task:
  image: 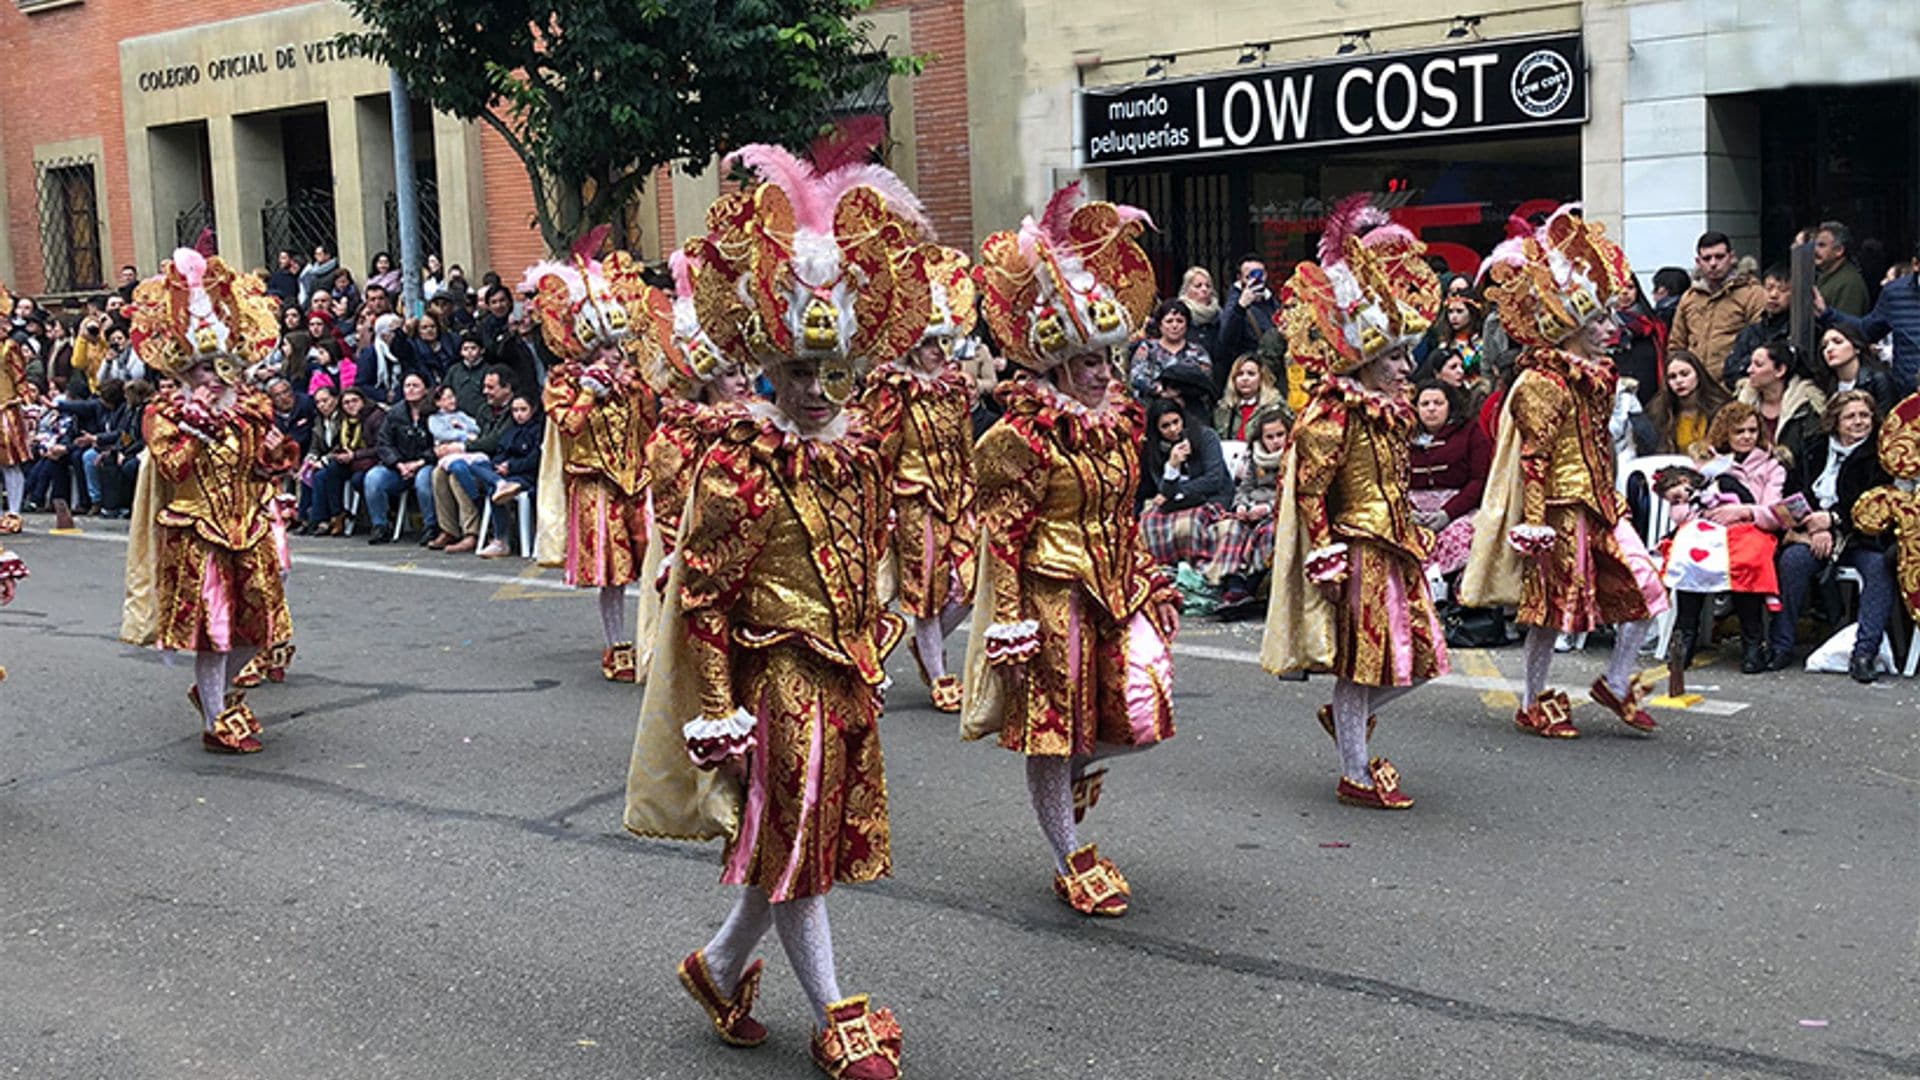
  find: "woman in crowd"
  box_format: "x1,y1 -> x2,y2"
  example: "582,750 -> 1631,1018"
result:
363,371 -> 437,544
1203,405 -> 1289,607
367,252 -> 402,297
424,383 -> 484,553
1614,272 -> 1668,404
1736,338 -> 1827,461
1646,349 -> 1733,453
330,267 -> 361,315
1417,344 -> 1490,419
1213,353 -> 1284,441
1409,380 -> 1492,578
294,386 -> 342,533
304,386 -> 383,535
1177,266 -> 1222,369
355,313 -> 409,404
410,312 -> 457,385
1768,391 -> 1893,682
421,253 -> 445,300
1127,299 -> 1211,398
1815,325 -> 1898,411
1138,397 -> 1234,567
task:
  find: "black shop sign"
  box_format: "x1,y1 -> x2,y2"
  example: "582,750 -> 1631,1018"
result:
1081,32 -> 1585,167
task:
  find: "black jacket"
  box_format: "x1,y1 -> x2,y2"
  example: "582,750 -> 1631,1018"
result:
1724,308 -> 1790,386
1143,423 -> 1234,512
493,416 -> 544,482
275,393 -> 318,455
1215,285 -> 1282,395
1783,435 -> 1890,550
375,401 -> 435,467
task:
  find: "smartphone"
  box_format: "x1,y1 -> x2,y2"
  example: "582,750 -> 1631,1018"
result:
1780,492 -> 1813,522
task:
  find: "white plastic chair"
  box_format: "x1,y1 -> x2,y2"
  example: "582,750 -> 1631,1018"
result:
476,489 -> 534,558
1832,567 -> 1919,676
343,485 -> 408,540
1219,438 -> 1250,483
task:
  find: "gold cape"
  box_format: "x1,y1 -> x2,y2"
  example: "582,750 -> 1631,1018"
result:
622,480 -> 743,843
1456,392 -> 1528,609
533,422 -> 568,568
119,453 -> 161,646
957,545 -> 1007,741
1257,441 -> 1335,675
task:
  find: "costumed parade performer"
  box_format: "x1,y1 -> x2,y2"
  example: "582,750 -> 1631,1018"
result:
623,144 -> 928,1080
862,243 -> 979,713
120,249 -> 298,753
0,283 -> 29,533
1259,195 -> 1448,809
233,474 -> 300,688
1459,207 -> 1669,737
963,182 -> 1179,918
527,230 -> 668,683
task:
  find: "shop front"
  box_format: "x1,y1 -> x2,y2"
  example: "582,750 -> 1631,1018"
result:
1077,33 -> 1588,292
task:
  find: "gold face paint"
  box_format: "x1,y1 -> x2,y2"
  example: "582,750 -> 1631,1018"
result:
819,354 -> 856,404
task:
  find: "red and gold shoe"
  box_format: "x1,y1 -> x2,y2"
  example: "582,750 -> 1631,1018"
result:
676,949 -> 768,1048
810,995 -> 902,1080
1071,768 -> 1106,824
1315,705 -> 1378,744
1053,842 -> 1130,917
1589,674 -> 1658,733
231,651 -> 268,689
1513,689 -> 1579,739
601,642 -> 637,683
0,512 -> 21,535
266,642 -> 295,684
203,702 -> 263,754
928,674 -> 962,714
1336,757 -> 1415,809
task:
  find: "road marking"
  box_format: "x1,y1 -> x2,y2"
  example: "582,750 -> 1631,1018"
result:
60,528 -> 1748,712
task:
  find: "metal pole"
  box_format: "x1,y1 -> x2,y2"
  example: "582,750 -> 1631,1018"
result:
389,68 -> 423,318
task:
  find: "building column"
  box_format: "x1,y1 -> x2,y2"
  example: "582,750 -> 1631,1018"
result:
434,109 -> 485,274
328,95 -> 369,284
355,95 -> 397,264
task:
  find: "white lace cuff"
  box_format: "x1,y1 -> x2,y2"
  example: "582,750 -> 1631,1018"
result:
1507,524 -> 1557,554
1305,543 -> 1350,584
682,708 -> 756,769
983,620 -> 1041,665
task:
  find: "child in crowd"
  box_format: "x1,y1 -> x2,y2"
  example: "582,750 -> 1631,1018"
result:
1205,406 -> 1289,609
479,395 -> 543,559
428,383 -> 484,465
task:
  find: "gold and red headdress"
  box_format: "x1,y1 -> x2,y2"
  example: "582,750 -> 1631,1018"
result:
901,244 -> 976,351
1280,195 -> 1441,378
1479,204 -> 1631,349
974,182 -> 1154,374
693,144 -> 931,403
637,242 -> 743,396
126,248 -> 279,384
519,226 -> 671,366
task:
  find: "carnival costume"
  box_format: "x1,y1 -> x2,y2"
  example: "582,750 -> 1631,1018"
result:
1460,208 -> 1669,737
120,249 -> 297,754
962,182 -> 1178,917
0,283 -> 30,533
1259,195 -> 1448,809
526,229 -> 670,683
861,244 -> 979,713
1854,392 -> 1920,636
0,543 -> 24,681
623,144 -> 927,1080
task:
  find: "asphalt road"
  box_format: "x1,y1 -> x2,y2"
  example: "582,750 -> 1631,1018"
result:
2,522 -> 1917,1080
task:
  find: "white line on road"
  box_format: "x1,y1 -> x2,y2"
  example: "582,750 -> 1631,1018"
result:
57,528 -> 1749,713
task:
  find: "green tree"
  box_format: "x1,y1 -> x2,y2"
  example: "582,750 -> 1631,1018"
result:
342,0 -> 916,254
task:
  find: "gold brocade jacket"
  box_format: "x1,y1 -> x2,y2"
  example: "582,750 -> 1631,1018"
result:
677,409 -> 902,720
1290,378 -> 1431,564
145,389 -> 299,552
861,362 -> 976,520
646,396 -> 749,555
541,361 -> 652,497
974,381 -> 1162,624
1508,348 -> 1624,527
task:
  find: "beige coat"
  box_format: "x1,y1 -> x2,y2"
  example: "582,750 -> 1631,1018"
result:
1670,273 -> 1766,385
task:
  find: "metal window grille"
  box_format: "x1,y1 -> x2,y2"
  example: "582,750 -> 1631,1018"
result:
174,201 -> 217,252
261,189 -> 337,269
1110,169 -> 1239,297
35,157 -> 104,292
383,178 -> 442,265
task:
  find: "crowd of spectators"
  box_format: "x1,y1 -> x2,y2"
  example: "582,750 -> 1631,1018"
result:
4,215 -> 1916,679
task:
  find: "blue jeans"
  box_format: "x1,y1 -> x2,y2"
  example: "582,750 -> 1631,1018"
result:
1771,541 -> 1893,659
364,463 -> 437,532
307,461 -> 362,523
446,456 -> 500,504
81,447 -> 105,505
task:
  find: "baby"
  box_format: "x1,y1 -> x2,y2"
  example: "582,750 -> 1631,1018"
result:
428,384 -> 488,467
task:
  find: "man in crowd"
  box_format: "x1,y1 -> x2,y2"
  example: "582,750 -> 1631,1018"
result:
431,365 -> 517,554
267,250 -> 301,309
1819,240 -> 1920,393
299,244 -> 339,308
1216,254 -> 1281,392
445,332 -> 492,417
1813,221 -> 1870,317
1669,231 -> 1765,384
1724,263 -> 1793,385
268,377 -> 316,457
478,284 -> 545,400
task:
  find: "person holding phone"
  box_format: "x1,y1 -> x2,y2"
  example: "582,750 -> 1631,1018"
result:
1216,255 -> 1280,395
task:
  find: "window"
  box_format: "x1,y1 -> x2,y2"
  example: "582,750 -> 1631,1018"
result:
37,159 -> 104,292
